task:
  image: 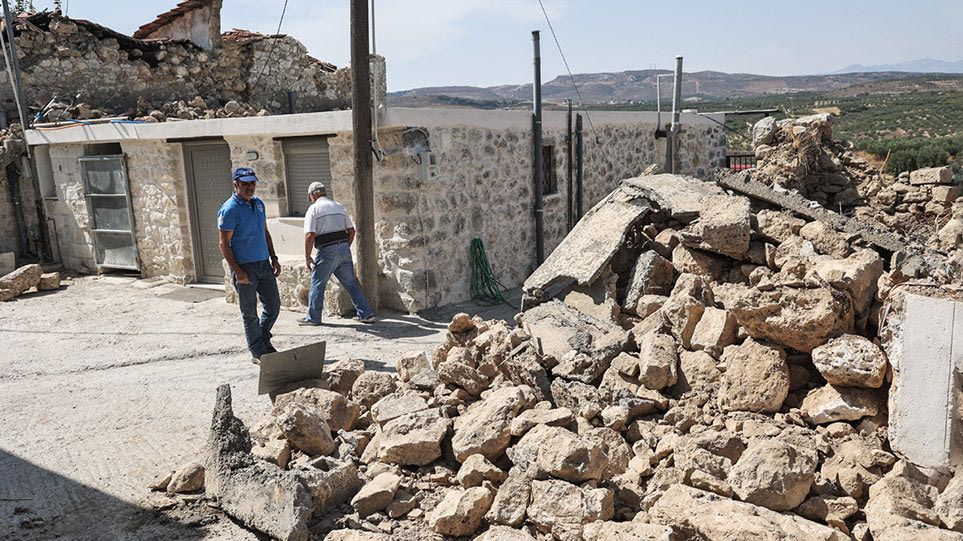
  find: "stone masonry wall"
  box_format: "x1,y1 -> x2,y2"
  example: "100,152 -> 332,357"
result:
120,140 -> 193,281
2,13 -> 356,116
328,119 -> 725,313
43,144 -> 95,271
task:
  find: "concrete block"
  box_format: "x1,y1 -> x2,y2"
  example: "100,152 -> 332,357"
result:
881,291 -> 963,471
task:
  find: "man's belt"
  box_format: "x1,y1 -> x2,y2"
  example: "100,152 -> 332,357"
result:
314,230 -> 349,249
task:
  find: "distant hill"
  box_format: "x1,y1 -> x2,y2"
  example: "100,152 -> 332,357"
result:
832,59 -> 963,74
388,70 -> 945,106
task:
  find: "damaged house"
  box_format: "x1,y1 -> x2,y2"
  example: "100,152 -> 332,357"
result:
2,4 -> 726,313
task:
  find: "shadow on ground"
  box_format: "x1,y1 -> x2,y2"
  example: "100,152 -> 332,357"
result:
0,450 -> 208,541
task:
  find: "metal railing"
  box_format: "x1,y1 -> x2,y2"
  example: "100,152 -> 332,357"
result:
727,153 -> 756,171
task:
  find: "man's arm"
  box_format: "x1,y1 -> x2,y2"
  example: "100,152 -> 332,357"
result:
264,223 -> 281,276
346,227 -> 356,246
218,229 -> 249,284
304,232 -> 316,270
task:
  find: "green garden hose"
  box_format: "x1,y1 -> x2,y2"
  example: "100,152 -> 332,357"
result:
469,238 -> 516,308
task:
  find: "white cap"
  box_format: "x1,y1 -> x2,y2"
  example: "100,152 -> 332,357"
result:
308,181 -> 326,195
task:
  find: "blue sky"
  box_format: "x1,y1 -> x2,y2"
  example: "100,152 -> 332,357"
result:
50,0 -> 963,91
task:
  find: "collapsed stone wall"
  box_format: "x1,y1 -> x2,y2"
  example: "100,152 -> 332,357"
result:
2,12 -> 353,116
154,175 -> 963,541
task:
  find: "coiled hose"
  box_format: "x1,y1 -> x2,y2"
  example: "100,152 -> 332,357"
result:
469,238 -> 515,308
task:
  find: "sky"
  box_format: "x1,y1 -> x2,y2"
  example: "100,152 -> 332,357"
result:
45,0 -> 963,92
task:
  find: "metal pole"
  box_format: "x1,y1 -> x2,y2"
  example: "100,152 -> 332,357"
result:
668,55 -> 683,173
350,0 -> 378,311
566,98 -> 573,231
575,114 -> 583,219
532,30 -> 544,265
2,0 -> 51,261
286,91 -> 295,114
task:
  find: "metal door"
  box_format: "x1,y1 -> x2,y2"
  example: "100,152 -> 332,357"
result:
184,142 -> 233,282
78,155 -> 139,270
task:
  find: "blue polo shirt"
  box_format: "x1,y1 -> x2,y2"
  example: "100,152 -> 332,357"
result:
217,194 -> 270,264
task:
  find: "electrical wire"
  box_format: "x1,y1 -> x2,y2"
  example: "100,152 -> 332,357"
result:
536,0 -> 598,141
242,0 -> 289,106
469,238 -> 516,308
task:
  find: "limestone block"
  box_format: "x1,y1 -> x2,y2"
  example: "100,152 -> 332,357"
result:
351,371 -> 397,408
800,384 -> 880,424
272,388 -> 360,433
276,402 -> 335,456
455,453 -> 507,487
526,479 -> 614,540
507,424 -> 607,482
689,194 -> 752,258
937,471 -> 963,532
672,244 -> 729,279
427,487 -> 493,537
350,472 -> 400,518
623,251 -> 674,312
728,439 -> 817,511
370,391 -> 428,426
396,350 -> 430,382
167,462 -> 205,493
649,485 -> 846,541
637,333 -> 678,390
561,267 -> 620,323
689,307 -> 738,358
813,249 -> 884,313
799,221 -> 853,258
509,407 -> 574,436
909,166 -> 952,185
375,408 -> 451,466
582,521 -> 675,541
662,273 -> 713,348
37,272 -> 61,291
0,263 -> 42,296
451,386 -> 530,462
752,116 -> 777,147
718,338 -> 789,413
865,461 -> 945,540
932,185 -> 959,203
811,334 -> 887,388
487,468 -> 531,527
475,526 -> 536,541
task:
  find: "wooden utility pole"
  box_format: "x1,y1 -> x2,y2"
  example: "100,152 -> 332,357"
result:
349,0 -> 378,311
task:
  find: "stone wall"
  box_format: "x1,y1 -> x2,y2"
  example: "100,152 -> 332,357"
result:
42,144 -> 95,271
332,115 -> 726,312
1,12 -> 363,116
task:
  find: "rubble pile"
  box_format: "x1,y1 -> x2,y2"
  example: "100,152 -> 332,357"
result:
750,114 -> 877,209
34,95 -> 268,124
0,262 -> 61,301
749,114 -> 961,247
157,173 -> 963,541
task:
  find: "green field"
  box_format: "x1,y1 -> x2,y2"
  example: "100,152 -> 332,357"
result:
588,87 -> 963,175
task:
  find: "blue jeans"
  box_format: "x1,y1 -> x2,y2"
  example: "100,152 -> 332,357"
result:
307,241 -> 373,323
232,259 -> 281,358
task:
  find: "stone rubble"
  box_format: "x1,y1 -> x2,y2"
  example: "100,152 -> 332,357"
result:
0,263 -> 62,301
153,165 -> 963,540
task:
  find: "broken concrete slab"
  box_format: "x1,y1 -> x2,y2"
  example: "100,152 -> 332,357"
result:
524,189 -> 651,293
206,384 -> 314,541
881,289 -> 963,471
621,173 -> 726,222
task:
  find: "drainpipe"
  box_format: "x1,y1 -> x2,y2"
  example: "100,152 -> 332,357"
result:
575,114 -> 583,219
665,55 -> 683,174
532,30 -> 544,265
1,0 -> 51,261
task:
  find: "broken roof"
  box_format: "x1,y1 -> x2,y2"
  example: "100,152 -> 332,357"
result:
133,0 -> 217,39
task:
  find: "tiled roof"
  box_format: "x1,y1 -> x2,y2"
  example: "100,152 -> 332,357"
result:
133,0 -> 216,39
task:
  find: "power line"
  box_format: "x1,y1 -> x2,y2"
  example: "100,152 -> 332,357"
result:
246,0 -> 289,99
536,0 -> 598,140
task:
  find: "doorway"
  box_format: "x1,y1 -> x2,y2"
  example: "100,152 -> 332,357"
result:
184,142 -> 233,282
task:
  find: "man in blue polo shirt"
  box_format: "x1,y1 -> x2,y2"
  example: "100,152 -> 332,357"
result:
217,167 -> 281,363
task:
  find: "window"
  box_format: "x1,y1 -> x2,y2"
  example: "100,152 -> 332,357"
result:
542,145 -> 558,195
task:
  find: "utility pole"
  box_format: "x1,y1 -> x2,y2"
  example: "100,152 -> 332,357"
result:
532,30 -> 544,265
2,0 -> 51,261
349,0 -> 378,311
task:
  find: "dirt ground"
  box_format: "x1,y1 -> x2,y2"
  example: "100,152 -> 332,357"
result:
0,273 -> 519,540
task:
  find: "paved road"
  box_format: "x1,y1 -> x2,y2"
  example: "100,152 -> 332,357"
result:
0,274 -> 518,540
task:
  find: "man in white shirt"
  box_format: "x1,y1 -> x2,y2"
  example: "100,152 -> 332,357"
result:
298,181 -> 375,326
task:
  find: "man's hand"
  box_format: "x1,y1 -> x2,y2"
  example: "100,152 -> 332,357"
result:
272,259 -> 281,277
235,269 -> 250,284
306,256 -> 315,270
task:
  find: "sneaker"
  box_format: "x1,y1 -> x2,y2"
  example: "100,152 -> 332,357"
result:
298,317 -> 321,326
359,315 -> 376,324
251,356 -> 261,365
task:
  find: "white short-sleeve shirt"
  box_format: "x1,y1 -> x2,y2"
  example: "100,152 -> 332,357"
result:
304,197 -> 354,235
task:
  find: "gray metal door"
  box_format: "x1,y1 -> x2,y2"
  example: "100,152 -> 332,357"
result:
78,155 -> 139,271
283,137 -> 331,216
184,143 -> 233,282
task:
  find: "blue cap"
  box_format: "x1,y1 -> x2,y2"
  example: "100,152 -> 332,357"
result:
233,167 -> 259,182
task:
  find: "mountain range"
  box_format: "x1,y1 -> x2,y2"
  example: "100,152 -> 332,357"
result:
388,59 -> 963,106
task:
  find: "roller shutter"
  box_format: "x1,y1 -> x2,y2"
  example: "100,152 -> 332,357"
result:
283,137 -> 332,216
